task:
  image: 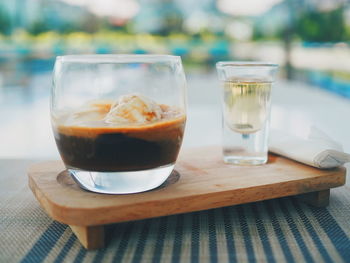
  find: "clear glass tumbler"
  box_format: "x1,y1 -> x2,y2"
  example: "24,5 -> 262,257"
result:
216,62 -> 278,165
51,55 -> 187,194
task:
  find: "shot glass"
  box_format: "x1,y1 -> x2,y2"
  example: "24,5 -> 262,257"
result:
216,62 -> 278,165
51,55 -> 187,194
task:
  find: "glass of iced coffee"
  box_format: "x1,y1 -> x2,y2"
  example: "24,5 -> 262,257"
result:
51,55 -> 187,194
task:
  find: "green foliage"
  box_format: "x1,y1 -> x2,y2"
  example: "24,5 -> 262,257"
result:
27,20 -> 49,35
252,26 -> 281,41
0,6 -> 11,35
253,3 -> 349,43
295,7 -> 347,42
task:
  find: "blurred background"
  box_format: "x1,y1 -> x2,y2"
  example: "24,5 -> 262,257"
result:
0,0 -> 350,159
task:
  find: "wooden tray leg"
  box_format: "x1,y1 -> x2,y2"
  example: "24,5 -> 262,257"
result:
297,189 -> 330,207
70,225 -> 105,250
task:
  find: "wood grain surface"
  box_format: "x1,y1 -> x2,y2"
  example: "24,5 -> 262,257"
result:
28,146 -> 346,227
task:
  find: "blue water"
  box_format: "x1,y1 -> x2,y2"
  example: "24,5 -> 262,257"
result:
307,71 -> 350,98
1,58 -> 349,102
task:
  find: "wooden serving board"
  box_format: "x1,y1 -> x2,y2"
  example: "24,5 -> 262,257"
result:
28,146 -> 346,250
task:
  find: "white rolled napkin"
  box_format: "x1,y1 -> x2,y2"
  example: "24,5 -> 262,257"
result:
269,127 -> 350,169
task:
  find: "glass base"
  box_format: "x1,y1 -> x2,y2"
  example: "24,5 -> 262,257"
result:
69,164 -> 174,194
223,155 -> 267,165
222,124 -> 269,166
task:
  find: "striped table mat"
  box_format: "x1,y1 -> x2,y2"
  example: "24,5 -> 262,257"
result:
1,160 -> 349,263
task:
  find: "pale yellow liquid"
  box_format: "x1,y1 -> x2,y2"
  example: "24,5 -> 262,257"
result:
223,81 -> 271,134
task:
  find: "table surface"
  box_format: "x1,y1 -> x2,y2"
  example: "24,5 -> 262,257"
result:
1,76 -> 350,262
1,159 -> 350,263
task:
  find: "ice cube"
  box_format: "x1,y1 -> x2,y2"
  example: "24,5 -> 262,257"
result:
65,100 -> 112,126
104,94 -> 162,125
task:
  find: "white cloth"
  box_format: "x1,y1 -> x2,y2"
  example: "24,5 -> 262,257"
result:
269,127 -> 350,169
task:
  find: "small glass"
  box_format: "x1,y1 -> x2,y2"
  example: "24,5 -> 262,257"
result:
216,62 -> 278,165
51,55 -> 187,194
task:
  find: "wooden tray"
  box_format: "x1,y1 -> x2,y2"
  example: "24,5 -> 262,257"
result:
28,146 -> 346,249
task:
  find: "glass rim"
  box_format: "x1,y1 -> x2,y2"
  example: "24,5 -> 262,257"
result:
56,54 -> 181,63
216,61 -> 278,68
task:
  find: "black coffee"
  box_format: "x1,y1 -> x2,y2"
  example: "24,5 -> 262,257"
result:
54,116 -> 185,172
